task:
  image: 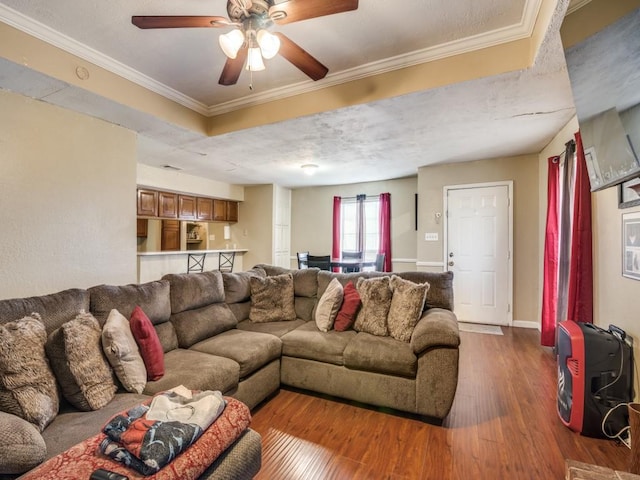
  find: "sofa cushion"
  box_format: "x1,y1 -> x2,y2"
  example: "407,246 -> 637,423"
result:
101,309 -> 147,394
46,312 -> 116,411
397,271 -> 454,311
0,289 -> 90,335
163,271 -> 225,314
354,276 -> 392,337
334,282 -> 361,332
142,349 -> 239,396
281,321 -> 357,366
237,318 -> 307,337
89,280 -> 171,326
191,330 -> 282,378
130,306 -> 165,381
41,392 -> 149,459
317,271 -> 384,298
343,333 -> 417,378
315,278 -> 344,332
388,275 -> 430,343
171,303 -> 238,349
257,265 -> 319,298
0,314 -> 59,431
223,267 -> 266,304
0,411 -> 46,474
249,273 -> 296,323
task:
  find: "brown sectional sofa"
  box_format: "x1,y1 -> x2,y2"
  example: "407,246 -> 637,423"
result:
0,265 -> 460,478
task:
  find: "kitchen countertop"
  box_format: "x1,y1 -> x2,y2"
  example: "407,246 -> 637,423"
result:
137,249 -> 248,256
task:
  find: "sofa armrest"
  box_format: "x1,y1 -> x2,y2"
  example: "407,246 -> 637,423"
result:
410,308 -> 460,355
0,411 -> 46,474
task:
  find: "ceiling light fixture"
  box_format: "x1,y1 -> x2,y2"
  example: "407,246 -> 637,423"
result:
301,164 -> 319,175
218,21 -> 280,72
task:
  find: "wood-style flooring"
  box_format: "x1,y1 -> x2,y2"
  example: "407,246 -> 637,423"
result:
250,327 -> 631,479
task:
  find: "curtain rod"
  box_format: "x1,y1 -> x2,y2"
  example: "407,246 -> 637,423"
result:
340,194 -> 381,200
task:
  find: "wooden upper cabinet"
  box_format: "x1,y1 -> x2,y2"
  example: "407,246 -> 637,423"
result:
137,189 -> 158,217
178,195 -> 196,220
226,201 -> 239,222
158,191 -> 178,218
197,197 -> 214,221
213,199 -> 227,221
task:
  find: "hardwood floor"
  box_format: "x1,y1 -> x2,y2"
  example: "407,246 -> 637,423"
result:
250,327 -> 631,479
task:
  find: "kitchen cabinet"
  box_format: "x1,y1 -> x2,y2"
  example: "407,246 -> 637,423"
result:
178,195 -> 196,220
137,189 -> 158,217
136,218 -> 148,237
226,201 -> 239,222
158,191 -> 178,218
213,199 -> 227,221
197,197 -> 214,221
161,220 -> 180,251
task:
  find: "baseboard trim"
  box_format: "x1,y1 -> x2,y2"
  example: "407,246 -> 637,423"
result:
512,320 -> 539,330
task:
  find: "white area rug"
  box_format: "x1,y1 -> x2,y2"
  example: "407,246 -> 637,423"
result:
458,322 -> 504,335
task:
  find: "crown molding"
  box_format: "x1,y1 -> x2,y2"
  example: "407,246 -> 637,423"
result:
566,0 -> 593,15
1,0 -> 542,118
0,4 -> 210,115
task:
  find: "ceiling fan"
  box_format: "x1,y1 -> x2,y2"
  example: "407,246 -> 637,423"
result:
132,0 -> 359,86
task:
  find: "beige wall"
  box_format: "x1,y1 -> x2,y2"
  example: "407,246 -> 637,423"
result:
290,177 -> 418,272
0,89 -> 137,299
236,184 -> 275,269
417,155 -> 540,323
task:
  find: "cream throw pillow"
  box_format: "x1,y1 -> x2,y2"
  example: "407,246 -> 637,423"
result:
315,278 -> 344,332
388,275 -> 430,342
102,309 -> 147,394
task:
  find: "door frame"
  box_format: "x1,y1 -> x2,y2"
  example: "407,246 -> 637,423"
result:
443,181 -> 514,326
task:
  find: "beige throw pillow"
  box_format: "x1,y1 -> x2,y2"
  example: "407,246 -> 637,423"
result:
101,309 -> 147,394
249,273 -> 297,323
388,275 -> 430,342
46,312 -> 116,411
315,278 -> 344,332
0,314 -> 59,432
354,276 -> 393,337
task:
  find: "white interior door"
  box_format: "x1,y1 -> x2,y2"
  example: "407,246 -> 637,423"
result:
446,184 -> 511,325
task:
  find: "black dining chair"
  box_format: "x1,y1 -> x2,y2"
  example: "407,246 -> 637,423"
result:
187,253 -> 206,273
297,251 -> 309,269
341,250 -> 363,273
307,255 -> 331,271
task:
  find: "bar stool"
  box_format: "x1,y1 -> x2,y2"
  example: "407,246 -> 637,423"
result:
218,252 -> 235,272
187,253 -> 206,273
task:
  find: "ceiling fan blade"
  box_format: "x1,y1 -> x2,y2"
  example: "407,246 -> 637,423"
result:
269,0 -> 358,25
131,16 -> 232,29
219,47 -> 248,86
275,33 -> 328,81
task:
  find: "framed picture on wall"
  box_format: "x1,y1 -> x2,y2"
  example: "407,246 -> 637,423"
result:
619,177 -> 640,209
622,211 -> 640,280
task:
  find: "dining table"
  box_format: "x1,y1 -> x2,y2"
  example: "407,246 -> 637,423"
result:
330,258 -> 376,272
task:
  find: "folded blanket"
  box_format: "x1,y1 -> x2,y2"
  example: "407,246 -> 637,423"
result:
99,390 -> 226,475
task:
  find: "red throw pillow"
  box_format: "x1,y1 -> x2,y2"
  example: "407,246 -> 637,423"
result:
129,306 -> 165,381
333,282 -> 361,331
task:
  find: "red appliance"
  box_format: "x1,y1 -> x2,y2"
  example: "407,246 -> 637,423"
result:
557,320 -> 633,438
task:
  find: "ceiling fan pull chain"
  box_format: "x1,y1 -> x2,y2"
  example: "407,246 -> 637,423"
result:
249,69 -> 254,91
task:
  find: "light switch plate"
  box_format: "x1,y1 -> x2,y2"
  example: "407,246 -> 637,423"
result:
424,232 -> 438,241
209,234 -> 215,241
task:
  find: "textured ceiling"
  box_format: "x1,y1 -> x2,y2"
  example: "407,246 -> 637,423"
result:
0,0 -> 579,188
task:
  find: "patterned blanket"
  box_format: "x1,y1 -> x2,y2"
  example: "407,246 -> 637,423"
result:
18,396 -> 251,480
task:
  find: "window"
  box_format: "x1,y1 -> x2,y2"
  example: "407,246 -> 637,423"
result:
340,196 -> 380,261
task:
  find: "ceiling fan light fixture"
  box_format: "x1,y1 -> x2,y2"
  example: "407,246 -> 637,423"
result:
246,46 -> 266,71
256,29 -> 280,59
219,29 -> 245,59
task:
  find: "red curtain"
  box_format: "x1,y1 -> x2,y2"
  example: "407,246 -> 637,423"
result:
567,132 -> 593,323
379,193 -> 392,272
541,156 -> 560,346
332,196 -> 341,272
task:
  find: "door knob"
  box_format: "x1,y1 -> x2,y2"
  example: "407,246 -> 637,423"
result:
448,261 -> 454,266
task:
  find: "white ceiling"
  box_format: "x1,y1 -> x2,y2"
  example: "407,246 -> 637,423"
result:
0,0 -> 580,188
